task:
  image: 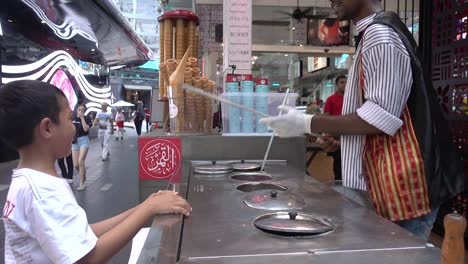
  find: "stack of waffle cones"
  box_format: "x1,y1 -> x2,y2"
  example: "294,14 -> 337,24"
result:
192,77 -> 203,132
159,62 -> 168,98
204,80 -> 216,133
175,19 -> 186,59
163,46 -> 216,133
184,57 -> 197,132
169,48 -> 192,133
164,20 -> 173,60
187,21 -> 196,57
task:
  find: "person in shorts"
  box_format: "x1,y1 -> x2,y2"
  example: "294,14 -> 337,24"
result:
72,104 -> 92,190
115,108 -> 125,141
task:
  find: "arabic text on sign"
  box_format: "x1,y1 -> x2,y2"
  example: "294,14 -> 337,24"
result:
144,143 -> 176,175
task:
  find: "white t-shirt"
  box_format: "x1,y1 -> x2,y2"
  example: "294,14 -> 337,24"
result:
3,168 -> 97,264
115,112 -> 125,122
96,111 -> 113,129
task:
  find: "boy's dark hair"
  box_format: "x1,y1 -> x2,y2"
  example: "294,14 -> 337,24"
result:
335,75 -> 347,85
0,80 -> 66,149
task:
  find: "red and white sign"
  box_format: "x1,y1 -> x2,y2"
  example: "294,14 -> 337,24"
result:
139,137 -> 182,180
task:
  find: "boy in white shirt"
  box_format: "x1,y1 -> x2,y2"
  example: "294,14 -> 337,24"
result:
0,80 -> 191,263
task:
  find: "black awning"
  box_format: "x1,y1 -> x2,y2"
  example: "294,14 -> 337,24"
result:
0,0 -> 151,67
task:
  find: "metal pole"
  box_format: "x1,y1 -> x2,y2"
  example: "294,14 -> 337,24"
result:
411,0 -> 415,35
405,0 -> 408,25
419,0 -> 432,84
397,0 -> 400,18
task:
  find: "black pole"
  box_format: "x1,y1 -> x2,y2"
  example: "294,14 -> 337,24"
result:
405,0 -> 408,24
411,0 -> 415,35
419,0 -> 432,81
397,0 -> 400,16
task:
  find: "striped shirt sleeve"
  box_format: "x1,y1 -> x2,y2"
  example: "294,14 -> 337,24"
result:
356,44 -> 412,136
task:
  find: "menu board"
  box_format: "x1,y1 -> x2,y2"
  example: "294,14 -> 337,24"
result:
223,0 -> 252,73
307,57 -> 329,72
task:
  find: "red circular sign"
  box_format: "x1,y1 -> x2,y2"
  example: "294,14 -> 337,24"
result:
139,138 -> 181,180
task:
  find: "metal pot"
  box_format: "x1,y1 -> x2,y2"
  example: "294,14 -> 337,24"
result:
244,190 -> 305,210
230,172 -> 273,182
254,212 -> 335,237
193,164 -> 233,175
231,161 -> 261,172
236,183 -> 288,192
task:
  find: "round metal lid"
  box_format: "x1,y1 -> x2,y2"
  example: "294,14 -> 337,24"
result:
254,212 -> 335,236
244,191 -> 305,211
193,164 -> 233,175
231,162 -> 261,172
158,10 -> 200,24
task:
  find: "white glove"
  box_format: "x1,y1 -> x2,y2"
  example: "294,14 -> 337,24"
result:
259,106 -> 313,138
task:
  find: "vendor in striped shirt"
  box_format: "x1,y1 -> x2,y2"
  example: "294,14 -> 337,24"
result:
260,0 -> 462,241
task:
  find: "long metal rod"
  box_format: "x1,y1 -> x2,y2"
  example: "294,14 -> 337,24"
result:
182,84 -> 269,118
182,83 -> 324,139
261,89 -> 290,171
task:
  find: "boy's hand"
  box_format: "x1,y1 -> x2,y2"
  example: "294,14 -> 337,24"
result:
144,191 -> 192,216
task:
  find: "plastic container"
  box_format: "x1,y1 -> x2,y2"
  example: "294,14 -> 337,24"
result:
240,74 -> 255,132
220,93 -> 298,135
255,78 -> 270,133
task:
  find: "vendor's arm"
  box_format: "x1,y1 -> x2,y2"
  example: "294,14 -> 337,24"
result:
310,113 -> 380,135
261,43 -> 411,137
312,43 -> 411,136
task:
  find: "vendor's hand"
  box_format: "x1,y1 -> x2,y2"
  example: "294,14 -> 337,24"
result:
259,106 -> 311,138
144,191 -> 192,216
316,133 -> 340,152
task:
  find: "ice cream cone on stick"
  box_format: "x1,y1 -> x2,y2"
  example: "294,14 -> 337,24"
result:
169,46 -> 192,132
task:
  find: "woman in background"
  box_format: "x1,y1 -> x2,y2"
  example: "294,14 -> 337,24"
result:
72,104 -> 92,190
133,108 -> 145,136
